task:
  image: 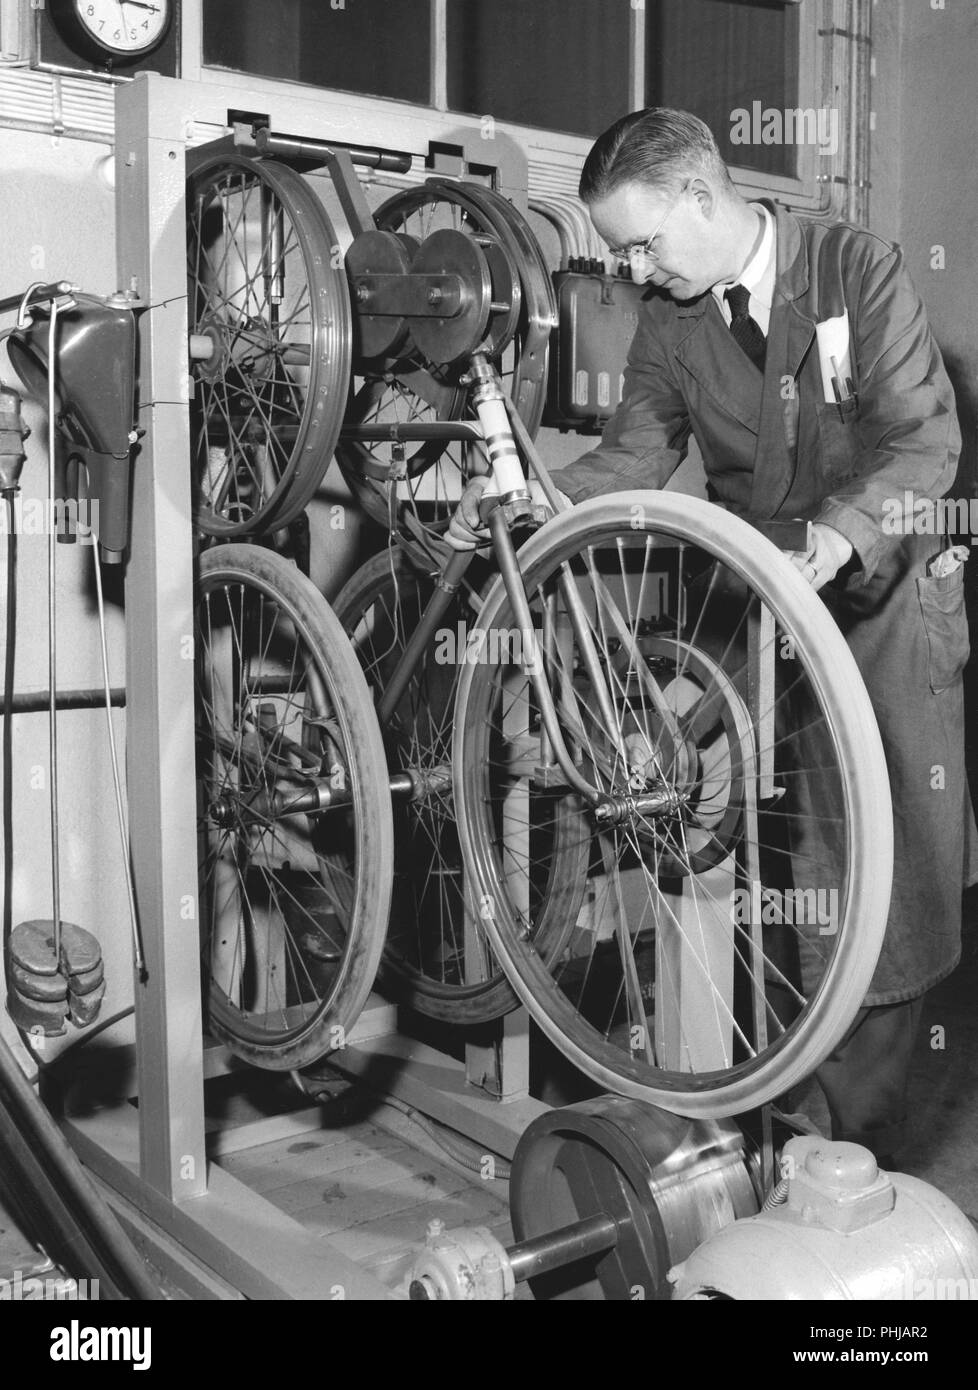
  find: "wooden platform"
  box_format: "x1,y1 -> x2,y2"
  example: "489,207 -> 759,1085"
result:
48,1031 -> 544,1300
212,1084 -> 521,1297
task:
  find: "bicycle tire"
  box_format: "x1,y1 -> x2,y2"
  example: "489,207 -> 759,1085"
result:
334,548 -> 589,1024
187,153 -> 352,537
453,492 -> 892,1117
336,179 -> 555,567
195,543 -> 392,1069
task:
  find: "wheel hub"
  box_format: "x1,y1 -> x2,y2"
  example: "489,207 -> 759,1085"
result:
592,783 -> 690,826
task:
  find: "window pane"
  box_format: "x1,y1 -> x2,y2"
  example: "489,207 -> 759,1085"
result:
203,0 -> 431,106
647,0 -> 802,179
447,0 -> 632,138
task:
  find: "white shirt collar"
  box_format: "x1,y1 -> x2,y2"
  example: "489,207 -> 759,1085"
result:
713,204 -> 775,306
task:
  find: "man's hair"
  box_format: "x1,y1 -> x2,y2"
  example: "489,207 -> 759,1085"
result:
579,107 -> 734,202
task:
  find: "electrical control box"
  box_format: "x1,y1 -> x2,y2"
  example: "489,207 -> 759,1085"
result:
545,263 -> 646,434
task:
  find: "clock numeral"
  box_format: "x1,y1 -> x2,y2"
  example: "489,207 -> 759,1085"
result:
71,0 -> 169,55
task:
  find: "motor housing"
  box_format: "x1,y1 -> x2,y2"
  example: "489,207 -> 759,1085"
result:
670,1136 -> 978,1300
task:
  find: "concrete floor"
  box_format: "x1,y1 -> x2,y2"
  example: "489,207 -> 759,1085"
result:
885,889 -> 978,1221
793,884 -> 978,1226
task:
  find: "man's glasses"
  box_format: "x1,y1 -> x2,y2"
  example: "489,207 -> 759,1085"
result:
605,182 -> 689,263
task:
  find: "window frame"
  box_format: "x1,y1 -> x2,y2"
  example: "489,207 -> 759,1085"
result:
181,0 -> 861,217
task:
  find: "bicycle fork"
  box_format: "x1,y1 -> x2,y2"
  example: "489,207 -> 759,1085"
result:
465,355 -> 685,821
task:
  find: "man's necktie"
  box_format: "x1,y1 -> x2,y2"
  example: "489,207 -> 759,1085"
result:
724,283 -> 766,371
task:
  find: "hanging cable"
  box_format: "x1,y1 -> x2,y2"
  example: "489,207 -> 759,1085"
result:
46,299 -> 62,960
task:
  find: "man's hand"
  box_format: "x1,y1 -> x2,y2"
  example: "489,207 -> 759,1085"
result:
784,523 -> 854,591
446,478 -> 571,550
446,476 -> 495,550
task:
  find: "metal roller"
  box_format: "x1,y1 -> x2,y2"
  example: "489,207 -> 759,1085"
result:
408,1096 -> 757,1301
509,1096 -> 757,1300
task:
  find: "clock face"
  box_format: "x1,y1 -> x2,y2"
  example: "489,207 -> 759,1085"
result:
69,0 -> 172,58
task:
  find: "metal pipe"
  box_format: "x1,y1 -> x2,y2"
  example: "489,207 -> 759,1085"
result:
211,765 -> 429,827
0,1028 -> 161,1299
486,507 -> 597,803
188,333 -> 214,360
0,281 -> 74,317
376,546 -> 476,728
8,687 -> 126,715
506,1214 -> 621,1283
253,129 -> 413,174
340,421 -> 484,443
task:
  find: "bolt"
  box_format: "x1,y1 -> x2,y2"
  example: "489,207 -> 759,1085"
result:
426,1218 -> 445,1240
427,287 -> 443,305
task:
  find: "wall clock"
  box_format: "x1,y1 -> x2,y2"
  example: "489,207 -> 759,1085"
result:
48,0 -> 173,66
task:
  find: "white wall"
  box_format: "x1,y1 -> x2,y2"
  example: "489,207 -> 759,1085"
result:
1,129 -> 133,1065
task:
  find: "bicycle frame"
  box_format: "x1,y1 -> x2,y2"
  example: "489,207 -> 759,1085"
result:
366,352 -> 684,818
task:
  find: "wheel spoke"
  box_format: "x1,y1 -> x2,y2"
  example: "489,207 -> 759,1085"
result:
453,497 -> 891,1117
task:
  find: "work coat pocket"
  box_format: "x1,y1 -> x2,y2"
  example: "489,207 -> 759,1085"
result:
815,401 -> 860,482
916,565 -> 971,693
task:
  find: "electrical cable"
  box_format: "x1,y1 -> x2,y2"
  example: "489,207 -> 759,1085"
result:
762,1177 -> 789,1210
86,463 -> 145,980
379,1092 -> 512,1178
17,281 -> 46,329
295,1069 -> 512,1179
529,198 -> 574,268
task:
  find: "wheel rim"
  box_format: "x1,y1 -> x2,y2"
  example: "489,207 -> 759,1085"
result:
336,550 -> 589,1022
336,180 -> 555,562
195,554 -> 369,1054
342,555 -> 488,1007
187,156 -> 351,536
454,495 -> 892,1116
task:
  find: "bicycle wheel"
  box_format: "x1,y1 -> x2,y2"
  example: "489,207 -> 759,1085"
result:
334,548 -> 590,1024
195,543 -> 393,1069
187,153 -> 352,536
337,180 -> 555,565
454,493 -> 892,1117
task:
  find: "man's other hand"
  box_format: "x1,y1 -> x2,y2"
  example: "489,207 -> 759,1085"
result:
446,476 -> 495,550
446,478 -> 572,550
784,523 -> 854,590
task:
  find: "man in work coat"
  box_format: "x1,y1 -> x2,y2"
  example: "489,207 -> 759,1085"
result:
452,107 -> 975,1163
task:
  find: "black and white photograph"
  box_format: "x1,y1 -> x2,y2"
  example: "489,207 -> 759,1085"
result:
0,0 -> 975,1348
